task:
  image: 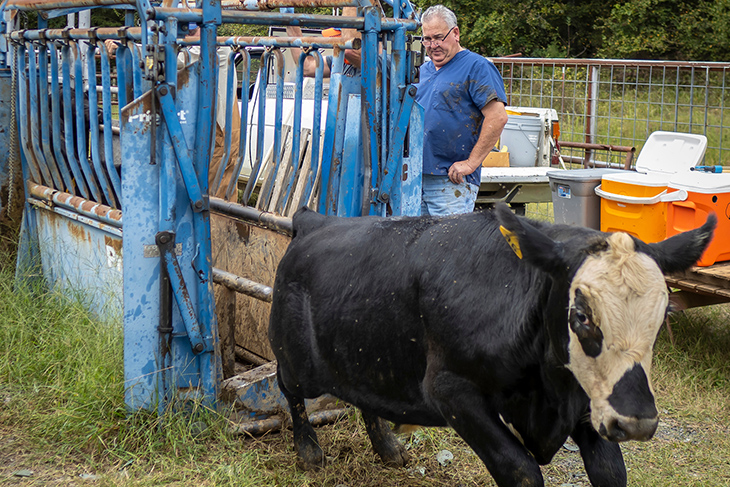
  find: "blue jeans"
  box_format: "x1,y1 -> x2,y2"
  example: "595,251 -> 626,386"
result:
421,174 -> 479,216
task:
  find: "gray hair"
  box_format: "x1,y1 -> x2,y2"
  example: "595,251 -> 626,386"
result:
421,5 -> 458,29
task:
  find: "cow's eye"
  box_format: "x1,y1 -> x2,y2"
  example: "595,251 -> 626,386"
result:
576,311 -> 589,325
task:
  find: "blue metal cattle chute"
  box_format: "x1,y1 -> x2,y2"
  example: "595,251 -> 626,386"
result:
0,0 -> 423,424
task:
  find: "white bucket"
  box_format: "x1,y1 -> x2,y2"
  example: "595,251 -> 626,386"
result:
500,115 -> 543,167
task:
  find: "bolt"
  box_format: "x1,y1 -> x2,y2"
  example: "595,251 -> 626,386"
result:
158,233 -> 170,244
194,200 -> 203,210
193,343 -> 204,354
159,85 -> 168,96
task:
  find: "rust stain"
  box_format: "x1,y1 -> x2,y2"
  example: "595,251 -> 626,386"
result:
104,235 -> 122,254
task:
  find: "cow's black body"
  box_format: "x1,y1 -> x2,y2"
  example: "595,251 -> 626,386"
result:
269,204 -> 715,487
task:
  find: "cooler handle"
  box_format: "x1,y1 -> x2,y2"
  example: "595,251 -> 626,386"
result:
660,189 -> 689,203
594,185 -> 667,205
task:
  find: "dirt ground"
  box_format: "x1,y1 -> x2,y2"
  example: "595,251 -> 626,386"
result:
0,412 -> 714,487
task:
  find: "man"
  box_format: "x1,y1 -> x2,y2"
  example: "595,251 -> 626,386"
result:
415,5 -> 509,216
285,7 -> 362,79
181,23 -> 241,201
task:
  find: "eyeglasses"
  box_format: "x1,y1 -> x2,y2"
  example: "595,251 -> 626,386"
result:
422,27 -> 454,47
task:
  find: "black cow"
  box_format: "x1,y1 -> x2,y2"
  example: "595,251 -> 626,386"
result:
268,203 -> 715,487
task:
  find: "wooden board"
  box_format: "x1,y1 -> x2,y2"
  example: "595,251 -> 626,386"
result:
211,213 -> 291,364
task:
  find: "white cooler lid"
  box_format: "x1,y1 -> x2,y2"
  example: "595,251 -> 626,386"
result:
602,170 -> 673,187
668,171 -> 730,193
635,131 -> 708,174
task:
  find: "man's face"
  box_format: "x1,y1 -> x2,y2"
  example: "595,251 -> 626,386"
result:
422,18 -> 460,69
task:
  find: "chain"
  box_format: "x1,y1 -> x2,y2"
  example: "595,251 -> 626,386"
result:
7,41 -> 20,216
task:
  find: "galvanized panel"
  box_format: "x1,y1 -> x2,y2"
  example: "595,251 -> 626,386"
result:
31,203 -> 123,320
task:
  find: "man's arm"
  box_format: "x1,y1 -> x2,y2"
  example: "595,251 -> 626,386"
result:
447,100 -> 508,185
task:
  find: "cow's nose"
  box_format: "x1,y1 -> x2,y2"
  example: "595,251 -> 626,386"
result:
599,416 -> 659,442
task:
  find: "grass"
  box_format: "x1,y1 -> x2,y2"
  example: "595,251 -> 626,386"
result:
1,248 -> 729,486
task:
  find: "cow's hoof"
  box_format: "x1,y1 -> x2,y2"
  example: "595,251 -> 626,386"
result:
377,440 -> 411,468
295,442 -> 326,471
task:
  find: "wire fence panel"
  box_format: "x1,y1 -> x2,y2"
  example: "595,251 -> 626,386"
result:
493,58 -> 730,169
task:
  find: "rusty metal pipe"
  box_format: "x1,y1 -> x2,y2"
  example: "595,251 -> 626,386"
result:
4,0 -> 133,10
558,141 -> 635,169
152,7 -> 417,31
29,182 -> 122,228
222,0 -> 363,10
183,35 -> 360,50
211,267 -> 273,302
229,408 -> 350,436
10,27 -> 142,41
209,197 -> 293,235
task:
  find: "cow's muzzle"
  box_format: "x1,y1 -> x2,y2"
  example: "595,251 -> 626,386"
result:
599,415 -> 659,442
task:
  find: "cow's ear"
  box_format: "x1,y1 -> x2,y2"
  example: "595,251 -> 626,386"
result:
494,203 -> 566,275
635,213 -> 717,274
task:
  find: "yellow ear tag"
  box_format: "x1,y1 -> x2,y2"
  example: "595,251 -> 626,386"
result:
500,225 -> 523,259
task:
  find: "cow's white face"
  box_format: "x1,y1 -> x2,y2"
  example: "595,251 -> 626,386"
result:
566,232 -> 665,442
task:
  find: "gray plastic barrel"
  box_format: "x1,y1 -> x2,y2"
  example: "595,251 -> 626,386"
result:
547,168 -> 624,229
501,115 -> 543,167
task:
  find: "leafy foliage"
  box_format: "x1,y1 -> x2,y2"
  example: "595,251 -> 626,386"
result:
414,0 -> 730,60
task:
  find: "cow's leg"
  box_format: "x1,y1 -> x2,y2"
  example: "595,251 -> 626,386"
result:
425,370 -> 543,487
277,368 -> 325,470
361,411 -> 410,467
571,419 -> 627,487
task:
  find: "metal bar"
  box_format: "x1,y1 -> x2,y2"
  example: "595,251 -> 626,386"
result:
60,43 -> 91,198
25,42 -> 55,186
225,48 -> 250,201
226,0 -> 363,9
28,197 -> 122,237
378,85 -> 415,203
115,43 -> 132,109
194,0 -> 222,410
228,408 -> 349,437
156,84 -> 206,211
127,41 -> 144,99
151,7 -> 418,32
16,43 -> 44,184
241,67 -> 266,205
186,35 -> 360,50
211,267 -> 272,302
71,40 -> 104,202
209,197 -> 293,235
276,50 -> 307,214
86,41 -> 117,207
29,182 -> 122,227
97,39 -> 122,202
10,26 -> 142,41
318,49 -> 345,215
5,0 -> 133,10
211,50 -> 238,196
361,6 -> 379,215
302,50 -> 324,207
156,231 -> 208,355
258,49 -> 285,208
49,42 -> 76,193
36,39 -> 66,191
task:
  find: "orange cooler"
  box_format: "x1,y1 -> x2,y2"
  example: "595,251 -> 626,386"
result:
595,131 -> 708,243
665,172 -> 730,267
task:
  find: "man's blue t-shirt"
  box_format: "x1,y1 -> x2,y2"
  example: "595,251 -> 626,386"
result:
415,50 -> 508,187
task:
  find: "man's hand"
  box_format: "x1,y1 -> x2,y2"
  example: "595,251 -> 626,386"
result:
448,160 -> 477,185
